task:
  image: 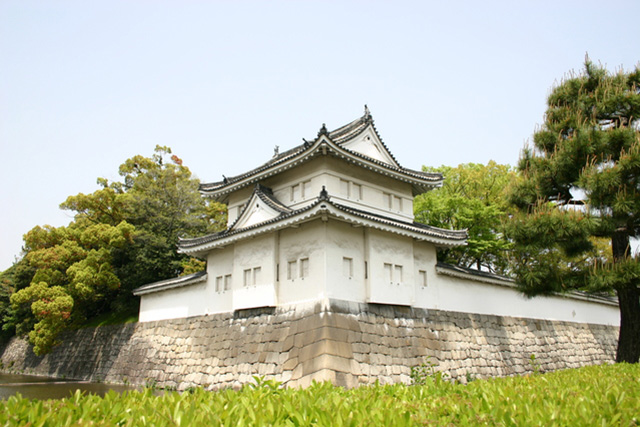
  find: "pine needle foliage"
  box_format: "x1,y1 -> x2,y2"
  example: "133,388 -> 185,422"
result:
508,57 -> 640,362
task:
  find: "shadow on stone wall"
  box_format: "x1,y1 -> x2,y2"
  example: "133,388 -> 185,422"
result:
0,301 -> 620,389
0,324 -> 137,382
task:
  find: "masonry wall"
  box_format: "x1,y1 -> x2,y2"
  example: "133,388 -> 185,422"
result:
0,300 -> 618,390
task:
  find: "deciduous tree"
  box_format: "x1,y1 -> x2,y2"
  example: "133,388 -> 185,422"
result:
414,161 -> 517,274
4,146 -> 226,353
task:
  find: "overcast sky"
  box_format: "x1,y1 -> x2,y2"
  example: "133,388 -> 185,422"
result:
1,1 -> 639,270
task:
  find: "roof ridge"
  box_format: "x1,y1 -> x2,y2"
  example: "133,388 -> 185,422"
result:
199,108 -> 443,198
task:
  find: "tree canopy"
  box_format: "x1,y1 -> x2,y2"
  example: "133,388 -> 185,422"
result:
414,161 -> 517,274
509,58 -> 640,363
3,146 -> 226,354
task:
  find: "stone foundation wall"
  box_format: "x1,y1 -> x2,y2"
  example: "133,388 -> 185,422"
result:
0,300 -> 619,389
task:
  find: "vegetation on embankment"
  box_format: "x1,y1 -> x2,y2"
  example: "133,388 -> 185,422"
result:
1,363 -> 638,426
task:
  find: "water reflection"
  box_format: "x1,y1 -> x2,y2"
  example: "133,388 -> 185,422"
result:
0,373 -> 138,400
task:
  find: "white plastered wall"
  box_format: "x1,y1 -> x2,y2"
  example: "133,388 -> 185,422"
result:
232,233 -> 277,310
324,221 -> 367,302
227,157 -> 415,226
207,246 -> 234,314
139,221 -> 619,326
412,242 -> 619,326
277,220 -> 326,305
138,282 -> 208,322
366,228 -> 415,306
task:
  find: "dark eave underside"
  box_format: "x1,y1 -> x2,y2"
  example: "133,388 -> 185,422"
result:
179,197 -> 466,251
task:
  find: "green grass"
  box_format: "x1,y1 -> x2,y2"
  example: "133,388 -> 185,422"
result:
1,363 -> 638,426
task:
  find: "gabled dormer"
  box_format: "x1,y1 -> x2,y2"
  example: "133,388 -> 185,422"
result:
328,105 -> 399,167
229,185 -> 292,231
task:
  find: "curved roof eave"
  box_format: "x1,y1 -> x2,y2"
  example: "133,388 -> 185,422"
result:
178,197 -> 466,256
199,134 -> 442,200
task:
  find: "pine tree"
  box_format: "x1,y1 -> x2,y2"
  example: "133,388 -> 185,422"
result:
510,58 -> 640,362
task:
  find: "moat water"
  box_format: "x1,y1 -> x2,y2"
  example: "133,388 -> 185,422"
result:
0,373 -> 138,400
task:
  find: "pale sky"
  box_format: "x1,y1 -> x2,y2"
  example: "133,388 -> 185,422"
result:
1,0 -> 639,270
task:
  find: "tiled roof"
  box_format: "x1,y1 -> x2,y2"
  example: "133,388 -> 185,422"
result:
331,203 -> 467,242
132,271 -> 207,296
199,108 -> 442,197
327,106 -> 399,167
254,184 -> 292,214
225,184 -> 292,231
179,199 -> 322,249
199,144 -> 310,193
179,190 -> 467,252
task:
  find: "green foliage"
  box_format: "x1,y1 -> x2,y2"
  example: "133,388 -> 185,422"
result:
1,146 -> 227,353
0,267 -> 17,343
9,220 -> 135,348
180,258 -> 206,276
509,58 -> 640,362
414,161 -> 517,274
409,356 -> 449,386
9,282 -> 73,355
61,145 -> 227,294
0,364 -> 639,425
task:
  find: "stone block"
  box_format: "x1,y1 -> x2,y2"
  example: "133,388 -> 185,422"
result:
301,354 -> 353,376
281,335 -> 294,352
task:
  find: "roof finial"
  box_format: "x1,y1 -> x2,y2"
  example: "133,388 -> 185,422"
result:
364,104 -> 371,120
317,123 -> 328,137
222,175 -> 228,184
273,145 -> 279,157
319,186 -> 329,201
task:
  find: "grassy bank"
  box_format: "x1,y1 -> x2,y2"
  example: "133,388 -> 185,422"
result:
2,363 -> 638,426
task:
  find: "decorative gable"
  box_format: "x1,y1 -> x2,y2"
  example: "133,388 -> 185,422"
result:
230,185 -> 291,231
339,127 -> 398,166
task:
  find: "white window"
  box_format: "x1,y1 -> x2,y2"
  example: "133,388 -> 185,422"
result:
383,193 -> 392,209
253,267 -> 261,285
352,183 -> 363,200
302,180 -> 312,198
394,265 -> 403,283
340,179 -> 350,197
383,263 -> 403,284
419,270 -> 427,287
291,184 -> 301,201
216,276 -> 223,292
243,269 -> 252,287
394,196 -> 403,211
224,274 -> 232,291
384,263 -> 393,283
343,257 -> 353,278
287,260 -> 297,280
300,258 -> 309,278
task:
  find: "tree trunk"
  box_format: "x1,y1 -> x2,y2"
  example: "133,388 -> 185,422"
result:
612,230 -> 640,363
615,286 -> 640,363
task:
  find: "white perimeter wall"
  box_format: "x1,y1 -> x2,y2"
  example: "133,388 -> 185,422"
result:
138,282 -> 208,322
139,222 -> 620,326
412,243 -> 619,326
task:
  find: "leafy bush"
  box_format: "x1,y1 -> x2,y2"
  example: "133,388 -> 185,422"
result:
1,363 -> 638,426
